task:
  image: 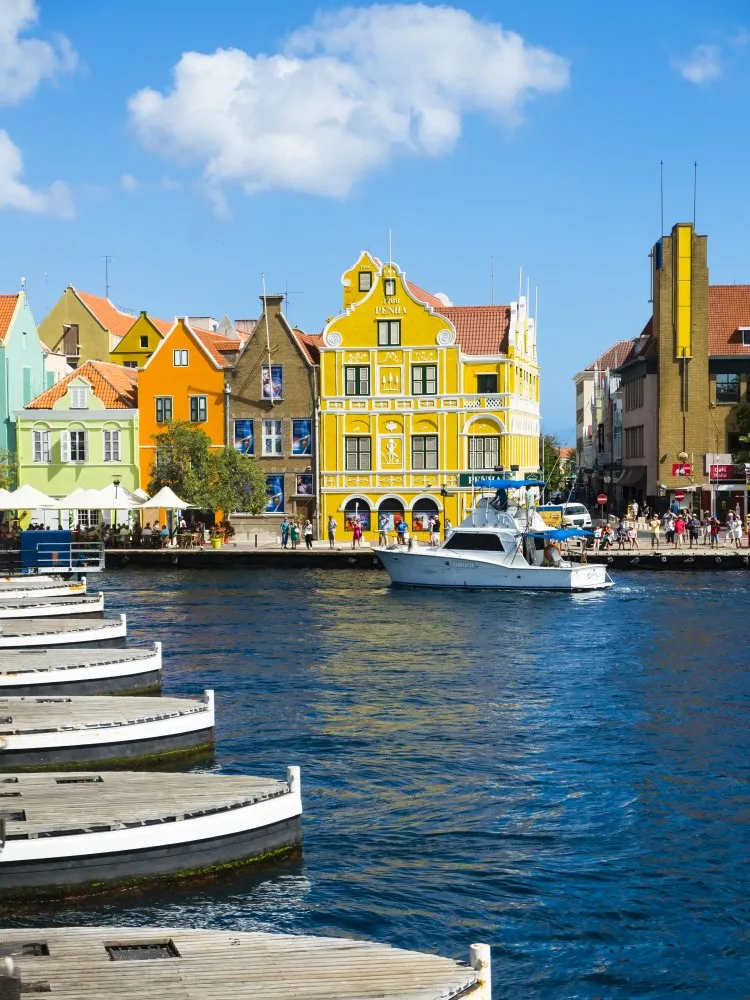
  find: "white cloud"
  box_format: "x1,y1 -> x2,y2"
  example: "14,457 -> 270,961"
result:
128,3 -> 569,200
0,129 -> 73,217
673,44 -> 723,84
0,0 -> 77,105
120,172 -> 138,191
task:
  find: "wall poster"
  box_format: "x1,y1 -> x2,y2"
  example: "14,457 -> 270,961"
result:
264,474 -> 285,512
292,419 -> 313,456
233,419 -> 254,455
261,365 -> 283,400
295,474 -> 313,496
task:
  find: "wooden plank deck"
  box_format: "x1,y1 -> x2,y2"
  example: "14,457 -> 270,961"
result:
0,694 -> 208,733
0,593 -> 103,618
0,926 -> 485,999
0,616 -> 125,647
0,771 -> 287,838
0,648 -> 152,678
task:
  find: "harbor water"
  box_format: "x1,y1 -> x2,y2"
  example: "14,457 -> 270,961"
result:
7,568 -> 749,998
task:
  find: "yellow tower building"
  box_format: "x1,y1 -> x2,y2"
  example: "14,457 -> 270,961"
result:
319,253 -> 540,543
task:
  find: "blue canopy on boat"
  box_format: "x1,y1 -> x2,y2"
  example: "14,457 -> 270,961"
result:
529,528 -> 593,540
473,479 -> 546,489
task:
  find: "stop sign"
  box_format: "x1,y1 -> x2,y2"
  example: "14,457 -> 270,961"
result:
674,491 -> 685,501
596,493 -> 607,505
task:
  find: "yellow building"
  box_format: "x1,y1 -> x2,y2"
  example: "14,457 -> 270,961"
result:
319,252 -> 540,542
109,311 -> 171,368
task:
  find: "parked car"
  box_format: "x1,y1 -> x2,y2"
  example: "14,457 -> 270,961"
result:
536,502 -> 593,529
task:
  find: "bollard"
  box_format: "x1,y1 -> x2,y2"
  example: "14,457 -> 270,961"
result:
469,943 -> 491,1000
0,957 -> 21,1000
286,765 -> 301,798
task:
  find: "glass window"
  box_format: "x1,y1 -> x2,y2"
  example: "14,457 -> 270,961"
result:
33,429 -> 50,463
345,366 -> 370,396
103,429 -> 121,462
189,395 -> 207,422
358,271 -> 372,292
742,329 -> 750,346
262,419 -> 283,455
477,373 -> 498,394
344,498 -> 370,531
383,277 -> 396,296
173,349 -> 188,366
412,497 -> 439,532
261,364 -> 283,400
123,360 -> 138,369
233,419 -> 254,455
139,335 -> 149,348
155,397 -> 173,423
468,436 -> 500,470
716,373 -> 740,403
444,532 -> 505,551
412,365 -> 437,395
70,386 -> 87,409
377,320 -> 401,346
345,436 -> 371,471
411,435 -> 438,470
67,430 -> 86,463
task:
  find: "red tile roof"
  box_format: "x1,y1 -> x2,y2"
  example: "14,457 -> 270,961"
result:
192,327 -> 237,368
435,305 -> 510,355
26,361 -> 137,409
293,330 -> 324,365
74,290 -> 136,339
585,339 -> 633,372
709,285 -> 750,355
406,280 -> 445,309
148,316 -> 173,336
0,294 -> 20,344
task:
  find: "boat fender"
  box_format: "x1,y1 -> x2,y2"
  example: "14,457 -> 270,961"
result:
171,555 -> 179,567
607,556 -> 613,564
743,556 -> 749,566
630,556 -> 640,564
660,556 -> 667,564
715,556 -> 722,564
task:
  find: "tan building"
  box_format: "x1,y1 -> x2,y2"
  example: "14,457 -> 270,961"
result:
39,287 -> 136,368
227,294 -> 322,539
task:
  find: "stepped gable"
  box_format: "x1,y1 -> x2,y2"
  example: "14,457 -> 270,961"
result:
25,360 -> 137,409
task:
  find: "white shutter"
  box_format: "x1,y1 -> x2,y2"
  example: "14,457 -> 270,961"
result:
33,431 -> 41,463
60,430 -> 69,463
103,430 -> 111,462
113,430 -> 121,462
82,430 -> 88,463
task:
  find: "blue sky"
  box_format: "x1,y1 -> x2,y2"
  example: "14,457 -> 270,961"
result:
2,0 -> 750,439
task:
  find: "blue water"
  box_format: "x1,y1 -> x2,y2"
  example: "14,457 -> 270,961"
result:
7,568 -> 750,998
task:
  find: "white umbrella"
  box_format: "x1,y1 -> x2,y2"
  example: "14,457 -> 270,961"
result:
132,488 -> 149,500
96,483 -> 146,509
58,487 -> 109,509
146,486 -> 195,509
6,484 -> 60,509
0,487 -> 15,508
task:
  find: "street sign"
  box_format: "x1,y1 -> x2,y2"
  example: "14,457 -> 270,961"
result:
596,493 -> 608,505
674,491 -> 685,501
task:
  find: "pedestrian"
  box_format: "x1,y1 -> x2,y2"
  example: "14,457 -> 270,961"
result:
280,517 -> 289,549
327,515 -> 337,549
593,524 -> 602,551
674,514 -> 686,548
628,520 -> 639,549
688,513 -> 701,549
649,513 -> 660,549
709,516 -> 720,547
430,515 -> 441,547
701,511 -> 711,546
445,517 -> 453,538
304,519 -> 313,550
631,500 -> 639,525
290,519 -> 300,550
396,517 -> 408,546
352,517 -> 363,549
616,518 -> 627,550
729,513 -> 742,549
378,513 -> 389,547
664,514 -> 675,547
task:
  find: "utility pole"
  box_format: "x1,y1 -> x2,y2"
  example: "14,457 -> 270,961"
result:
101,255 -> 114,299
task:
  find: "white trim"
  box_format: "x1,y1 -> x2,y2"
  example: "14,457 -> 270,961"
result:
0,644 -> 161,690
463,413 -> 507,434
409,492 -> 444,512
0,614 -> 127,648
0,593 -> 104,620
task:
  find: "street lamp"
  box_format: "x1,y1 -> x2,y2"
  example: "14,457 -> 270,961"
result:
112,477 -> 120,500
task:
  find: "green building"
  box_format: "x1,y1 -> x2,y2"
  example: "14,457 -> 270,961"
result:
0,291 -> 51,453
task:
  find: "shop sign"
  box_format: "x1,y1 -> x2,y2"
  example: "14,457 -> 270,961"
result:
672,463 -> 692,477
710,464 -> 745,481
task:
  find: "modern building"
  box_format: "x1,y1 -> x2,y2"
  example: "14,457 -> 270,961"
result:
318,252 -> 540,542
0,291 -> 52,453
109,312 -> 171,368
605,222 -> 750,516
17,361 -> 139,524
39,286 -> 136,367
227,293 -> 322,538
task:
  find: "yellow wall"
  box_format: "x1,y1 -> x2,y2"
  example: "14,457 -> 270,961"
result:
675,223 -> 692,358
319,257 -> 540,541
38,288 -> 110,364
110,313 -> 165,368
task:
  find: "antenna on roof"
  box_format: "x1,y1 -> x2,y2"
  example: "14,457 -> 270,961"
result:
692,160 -> 698,229
388,228 -> 393,267
491,256 -> 494,306
660,160 -> 664,237
101,255 -> 114,299
261,272 -> 274,408
283,278 -> 303,325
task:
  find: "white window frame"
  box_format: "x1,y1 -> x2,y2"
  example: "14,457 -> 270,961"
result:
33,429 -> 50,463
70,386 -> 88,409
262,418 -> 283,456
377,320 -> 401,346
358,271 -> 372,292
173,349 -> 189,367
103,428 -> 121,463
62,429 -> 87,463
383,277 -> 396,297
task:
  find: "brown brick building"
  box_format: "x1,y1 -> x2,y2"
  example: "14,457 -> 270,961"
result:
228,294 -> 322,539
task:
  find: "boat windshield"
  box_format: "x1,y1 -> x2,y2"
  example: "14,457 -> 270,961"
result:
443,532 -> 507,552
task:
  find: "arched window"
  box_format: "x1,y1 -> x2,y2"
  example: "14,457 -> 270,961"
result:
378,496 -> 405,530
412,496 -> 439,532
344,497 -> 370,532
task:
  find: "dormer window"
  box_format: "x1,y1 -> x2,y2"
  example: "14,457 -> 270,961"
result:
358,271 -> 372,292
140,335 -> 149,348
384,277 -> 396,297
70,386 -> 87,409
740,327 -> 750,346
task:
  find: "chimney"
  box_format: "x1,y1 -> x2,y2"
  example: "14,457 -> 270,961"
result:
260,294 -> 284,316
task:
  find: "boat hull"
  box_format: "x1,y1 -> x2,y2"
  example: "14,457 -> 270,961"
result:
375,548 -> 612,591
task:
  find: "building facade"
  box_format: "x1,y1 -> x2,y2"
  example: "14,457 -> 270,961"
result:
227,294 -> 321,536
318,252 -> 540,542
0,292 -> 50,453
17,361 -> 140,511
39,286 -> 135,367
110,312 -> 171,368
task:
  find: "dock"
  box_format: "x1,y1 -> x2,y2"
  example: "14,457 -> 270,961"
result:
575,547 -> 750,571
0,768 -> 302,898
0,645 -> 161,696
0,593 -> 104,620
0,927 -> 490,999
0,690 -> 213,769
0,615 -> 127,649
0,578 -> 87,600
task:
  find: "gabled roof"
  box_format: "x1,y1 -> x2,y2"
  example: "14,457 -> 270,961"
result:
709,285 -> 750,355
74,290 -> 136,338
292,330 -> 324,365
435,305 -> 510,355
0,294 -> 20,344
148,316 -> 173,336
406,281 -> 445,309
26,360 -> 138,409
193,329 -> 240,367
585,339 -> 633,372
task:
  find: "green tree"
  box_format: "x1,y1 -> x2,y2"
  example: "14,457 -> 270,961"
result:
0,451 -> 18,491
539,434 -> 568,492
730,402 -> 750,462
148,421 -> 212,502
200,448 -> 268,515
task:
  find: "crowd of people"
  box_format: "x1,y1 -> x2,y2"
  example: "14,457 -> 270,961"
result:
591,506 -> 748,551
279,517 -> 315,550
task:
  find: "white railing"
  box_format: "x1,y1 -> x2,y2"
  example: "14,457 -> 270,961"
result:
34,542 -> 105,573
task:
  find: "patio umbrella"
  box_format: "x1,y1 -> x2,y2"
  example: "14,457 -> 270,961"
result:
5,484 -> 60,509
0,487 -> 15,508
57,487 -> 110,509
146,486 -> 195,509
96,483 -> 146,509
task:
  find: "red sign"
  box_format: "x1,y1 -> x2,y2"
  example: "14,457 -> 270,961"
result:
672,463 -> 692,477
710,464 -> 740,480
596,494 -> 608,505
674,491 -> 685,501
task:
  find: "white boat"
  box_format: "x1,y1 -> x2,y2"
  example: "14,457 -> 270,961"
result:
376,481 -> 613,592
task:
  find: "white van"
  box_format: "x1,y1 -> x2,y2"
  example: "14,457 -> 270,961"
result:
536,503 -> 592,529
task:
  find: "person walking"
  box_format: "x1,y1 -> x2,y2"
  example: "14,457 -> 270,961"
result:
649,513 -> 660,549
664,513 -> 675,547
687,513 -> 701,549
430,515 -> 441,547
352,517 -> 363,549
709,516 -> 720,547
445,517 -> 453,538
378,513 -> 389,548
327,515 -> 337,549
396,517 -> 408,546
674,513 -> 686,548
631,500 -> 640,526
701,511 -> 711,546
280,517 -> 289,549
304,519 -> 314,550
729,512 -> 742,549
593,524 -> 602,551
628,520 -> 639,549
290,519 -> 300,550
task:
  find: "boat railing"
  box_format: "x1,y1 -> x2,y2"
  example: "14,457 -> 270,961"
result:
33,542 -> 105,573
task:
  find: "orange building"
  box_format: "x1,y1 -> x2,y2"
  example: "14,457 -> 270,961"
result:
138,317 -> 241,490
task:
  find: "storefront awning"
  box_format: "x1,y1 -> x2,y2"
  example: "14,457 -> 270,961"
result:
616,467 -> 646,487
